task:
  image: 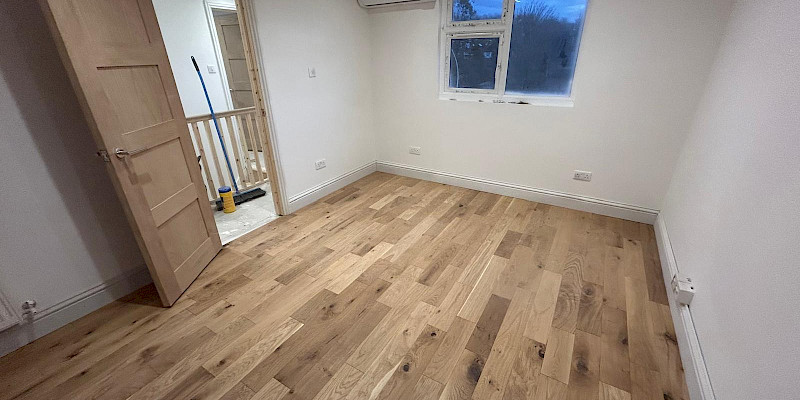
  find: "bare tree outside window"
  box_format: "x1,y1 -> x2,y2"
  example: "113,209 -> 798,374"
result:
506,0 -> 587,96
452,0 -> 503,21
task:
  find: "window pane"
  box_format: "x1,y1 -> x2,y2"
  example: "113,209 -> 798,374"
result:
452,0 -> 504,22
505,0 -> 588,96
449,37 -> 500,90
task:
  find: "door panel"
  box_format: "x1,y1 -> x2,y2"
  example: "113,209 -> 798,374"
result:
135,138 -> 194,207
214,12 -> 257,148
98,65 -> 173,131
215,13 -> 253,109
73,0 -> 151,45
40,0 -> 222,306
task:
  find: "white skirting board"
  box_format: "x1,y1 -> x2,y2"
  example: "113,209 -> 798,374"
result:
0,266 -> 152,358
287,161 -> 378,213
654,215 -> 716,400
376,161 -> 659,224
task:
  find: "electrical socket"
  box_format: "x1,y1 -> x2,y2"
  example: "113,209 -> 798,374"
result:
573,170 -> 592,182
315,159 -> 326,170
409,146 -> 422,155
671,274 -> 695,305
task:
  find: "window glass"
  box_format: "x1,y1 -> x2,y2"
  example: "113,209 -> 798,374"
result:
505,0 -> 587,96
452,0 -> 504,22
449,37 -> 500,90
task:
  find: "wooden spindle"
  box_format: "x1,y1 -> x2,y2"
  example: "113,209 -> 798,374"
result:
236,114 -> 254,185
202,119 -> 227,189
225,116 -> 248,189
189,121 -> 216,200
245,113 -> 264,183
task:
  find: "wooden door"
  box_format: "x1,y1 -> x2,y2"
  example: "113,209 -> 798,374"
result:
40,0 -> 222,306
214,11 -> 257,151
215,12 -> 254,110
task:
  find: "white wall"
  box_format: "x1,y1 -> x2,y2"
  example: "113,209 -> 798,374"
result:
251,0 -> 378,202
153,0 -> 234,117
0,1 -> 149,356
659,1 -> 800,398
369,0 -> 732,212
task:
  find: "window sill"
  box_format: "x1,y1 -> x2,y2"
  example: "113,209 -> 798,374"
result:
438,92 -> 575,108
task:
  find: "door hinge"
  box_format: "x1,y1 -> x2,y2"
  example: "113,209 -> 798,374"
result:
96,149 -> 111,162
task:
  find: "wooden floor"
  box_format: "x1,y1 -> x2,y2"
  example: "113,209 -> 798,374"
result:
0,173 -> 686,400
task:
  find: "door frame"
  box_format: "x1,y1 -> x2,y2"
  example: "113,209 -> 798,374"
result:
202,0 -> 288,215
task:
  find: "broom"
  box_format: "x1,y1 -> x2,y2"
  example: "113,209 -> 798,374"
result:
192,56 -> 266,210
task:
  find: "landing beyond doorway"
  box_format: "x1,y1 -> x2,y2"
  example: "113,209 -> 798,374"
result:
214,182 -> 279,244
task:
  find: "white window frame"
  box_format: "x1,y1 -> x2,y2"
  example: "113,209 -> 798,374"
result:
442,31 -> 505,96
439,0 -> 579,107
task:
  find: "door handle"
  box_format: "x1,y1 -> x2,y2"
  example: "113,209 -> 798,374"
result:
114,147 -> 147,159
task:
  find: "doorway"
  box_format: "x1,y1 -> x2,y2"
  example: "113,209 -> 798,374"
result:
40,0 -> 286,305
153,0 -> 283,244
212,9 -> 254,111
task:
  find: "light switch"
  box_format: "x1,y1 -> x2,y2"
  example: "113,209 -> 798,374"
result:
207,65 -> 218,74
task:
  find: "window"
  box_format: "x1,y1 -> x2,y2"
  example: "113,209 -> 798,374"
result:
452,0 -> 503,21
440,0 -> 588,105
449,36 -> 501,90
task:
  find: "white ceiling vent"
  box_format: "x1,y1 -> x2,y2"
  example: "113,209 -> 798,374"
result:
358,0 -> 436,9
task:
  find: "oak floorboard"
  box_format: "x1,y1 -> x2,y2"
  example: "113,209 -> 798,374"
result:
599,306 -> 632,392
541,327 -> 576,384
439,348 -> 485,400
424,316 -> 476,384
566,330 -> 601,400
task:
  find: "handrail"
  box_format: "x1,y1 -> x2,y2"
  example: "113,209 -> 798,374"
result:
185,106 -> 256,123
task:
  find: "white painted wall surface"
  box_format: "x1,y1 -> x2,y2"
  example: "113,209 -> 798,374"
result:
250,0 -> 378,202
368,0 -> 732,211
0,2 -> 148,356
153,0 -> 234,117
659,1 -> 800,398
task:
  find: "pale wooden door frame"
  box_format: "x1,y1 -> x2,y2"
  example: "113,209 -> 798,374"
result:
233,0 -> 288,216
201,0 -> 287,216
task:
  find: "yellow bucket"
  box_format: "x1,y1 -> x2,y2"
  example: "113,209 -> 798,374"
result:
219,186 -> 236,213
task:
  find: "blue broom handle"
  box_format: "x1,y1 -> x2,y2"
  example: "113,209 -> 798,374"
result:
192,56 -> 240,193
